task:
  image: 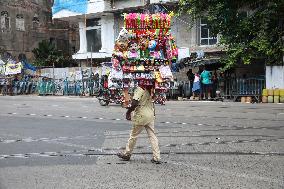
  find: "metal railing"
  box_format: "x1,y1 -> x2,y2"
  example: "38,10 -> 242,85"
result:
223,77 -> 265,101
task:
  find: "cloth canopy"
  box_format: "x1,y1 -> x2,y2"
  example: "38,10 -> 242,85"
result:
22,60 -> 36,71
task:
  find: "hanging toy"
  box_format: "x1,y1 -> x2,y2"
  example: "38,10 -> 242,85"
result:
148,40 -> 157,51
128,40 -> 140,59
148,39 -> 158,58
112,58 -> 120,70
115,40 -> 128,52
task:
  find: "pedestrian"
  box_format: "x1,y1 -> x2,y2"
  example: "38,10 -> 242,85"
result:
117,84 -> 161,164
186,69 -> 194,96
200,66 -> 212,100
192,72 -> 201,100
212,70 -> 218,98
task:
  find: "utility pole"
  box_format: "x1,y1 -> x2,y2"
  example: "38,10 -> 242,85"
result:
3,62 -> 7,96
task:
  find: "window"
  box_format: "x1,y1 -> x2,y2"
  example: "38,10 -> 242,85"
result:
86,18 -> 102,52
16,14 -> 25,31
86,18 -> 101,27
200,18 -> 217,46
1,11 -> 10,31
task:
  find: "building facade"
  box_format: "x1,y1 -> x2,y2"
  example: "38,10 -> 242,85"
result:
52,0 -> 223,67
0,0 -> 78,61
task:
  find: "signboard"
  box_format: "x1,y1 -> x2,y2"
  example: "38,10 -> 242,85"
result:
5,62 -> 22,75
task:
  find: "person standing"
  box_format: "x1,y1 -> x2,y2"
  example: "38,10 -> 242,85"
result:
117,84 -> 161,164
200,66 -> 212,100
192,72 -> 201,100
186,69 -> 194,97
211,70 -> 218,98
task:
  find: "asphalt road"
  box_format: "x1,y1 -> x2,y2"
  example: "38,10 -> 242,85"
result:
0,96 -> 283,189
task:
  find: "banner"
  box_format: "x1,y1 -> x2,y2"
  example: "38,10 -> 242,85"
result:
5,62 -> 22,75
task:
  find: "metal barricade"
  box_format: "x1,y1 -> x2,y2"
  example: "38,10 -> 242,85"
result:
222,77 -> 265,102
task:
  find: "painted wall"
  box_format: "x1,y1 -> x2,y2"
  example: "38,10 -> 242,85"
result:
266,66 -> 284,89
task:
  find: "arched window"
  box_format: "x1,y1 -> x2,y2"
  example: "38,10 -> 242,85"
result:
1,11 -> 10,31
16,14 -> 25,31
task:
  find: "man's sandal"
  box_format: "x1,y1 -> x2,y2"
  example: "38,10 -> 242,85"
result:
151,158 -> 161,164
117,152 -> 131,161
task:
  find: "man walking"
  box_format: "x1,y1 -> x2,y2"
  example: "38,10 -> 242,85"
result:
117,84 -> 161,164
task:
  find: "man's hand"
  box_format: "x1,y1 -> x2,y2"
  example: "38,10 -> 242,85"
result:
125,99 -> 138,121
126,111 -> 131,120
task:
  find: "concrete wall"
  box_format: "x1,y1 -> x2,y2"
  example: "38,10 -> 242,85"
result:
171,16 -> 197,50
100,15 -> 115,54
39,67 -> 102,80
266,66 -> 284,89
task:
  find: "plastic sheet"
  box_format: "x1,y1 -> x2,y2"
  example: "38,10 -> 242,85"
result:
52,0 -> 88,15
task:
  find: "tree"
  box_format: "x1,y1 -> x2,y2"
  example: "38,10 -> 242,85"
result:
32,40 -> 69,68
179,0 -> 284,69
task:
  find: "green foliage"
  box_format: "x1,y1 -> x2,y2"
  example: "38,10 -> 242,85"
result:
179,0 -> 284,69
32,40 -> 73,68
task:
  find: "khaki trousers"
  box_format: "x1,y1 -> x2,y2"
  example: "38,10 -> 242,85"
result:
125,120 -> 160,161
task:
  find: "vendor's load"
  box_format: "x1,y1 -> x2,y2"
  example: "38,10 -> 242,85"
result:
111,13 -> 177,105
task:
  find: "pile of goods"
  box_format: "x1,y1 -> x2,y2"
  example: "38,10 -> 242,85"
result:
110,13 -> 178,105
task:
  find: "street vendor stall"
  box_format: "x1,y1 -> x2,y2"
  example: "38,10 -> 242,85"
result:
110,13 -> 177,106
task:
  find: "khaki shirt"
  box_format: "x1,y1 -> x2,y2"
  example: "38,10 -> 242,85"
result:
132,86 -> 154,125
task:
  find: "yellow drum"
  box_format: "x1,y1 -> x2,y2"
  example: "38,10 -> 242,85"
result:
267,89 -> 274,96
268,96 -> 274,103
280,96 -> 284,103
241,97 -> 246,103
262,89 -> 268,96
274,89 -> 280,96
262,96 -> 268,103
274,96 -> 280,103
246,97 -> 252,103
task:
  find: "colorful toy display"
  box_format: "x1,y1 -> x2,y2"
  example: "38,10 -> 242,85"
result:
111,13 -> 178,105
